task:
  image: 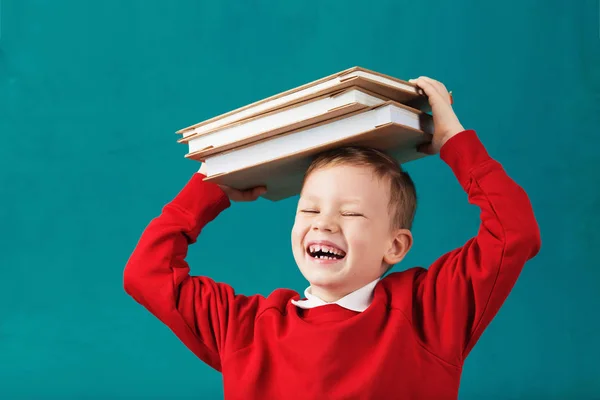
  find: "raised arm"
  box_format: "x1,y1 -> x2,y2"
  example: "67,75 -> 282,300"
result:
123,173 -> 264,371
405,77 -> 541,365
413,129 -> 541,364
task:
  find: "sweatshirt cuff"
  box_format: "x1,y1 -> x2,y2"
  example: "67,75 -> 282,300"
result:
439,130 -> 493,187
169,173 -> 231,231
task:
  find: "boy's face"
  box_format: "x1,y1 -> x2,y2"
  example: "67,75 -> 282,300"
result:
291,164 -> 412,302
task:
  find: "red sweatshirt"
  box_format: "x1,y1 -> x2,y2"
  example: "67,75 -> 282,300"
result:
123,130 -> 541,400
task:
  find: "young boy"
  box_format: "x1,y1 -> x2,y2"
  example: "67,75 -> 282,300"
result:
124,76 -> 541,399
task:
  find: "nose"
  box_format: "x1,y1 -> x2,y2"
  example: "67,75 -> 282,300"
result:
312,213 -> 339,233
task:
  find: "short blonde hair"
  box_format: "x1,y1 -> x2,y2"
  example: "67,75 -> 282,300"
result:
302,146 -> 417,230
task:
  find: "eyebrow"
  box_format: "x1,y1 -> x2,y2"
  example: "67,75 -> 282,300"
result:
302,195 -> 363,205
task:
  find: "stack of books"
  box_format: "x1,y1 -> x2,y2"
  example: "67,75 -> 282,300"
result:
176,67 -> 436,201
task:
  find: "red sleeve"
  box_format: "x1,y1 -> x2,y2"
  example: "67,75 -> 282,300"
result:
123,173 -> 264,372
413,130 -> 541,365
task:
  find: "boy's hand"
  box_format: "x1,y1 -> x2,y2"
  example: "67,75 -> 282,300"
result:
409,76 -> 465,155
198,163 -> 267,202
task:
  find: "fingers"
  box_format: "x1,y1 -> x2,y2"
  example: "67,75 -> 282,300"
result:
412,76 -> 447,97
409,76 -> 453,105
253,186 -> 267,198
219,184 -> 267,202
241,186 -> 267,201
410,78 -> 443,107
419,76 -> 448,97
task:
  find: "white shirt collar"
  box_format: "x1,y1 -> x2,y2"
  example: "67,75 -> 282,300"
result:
291,278 -> 380,312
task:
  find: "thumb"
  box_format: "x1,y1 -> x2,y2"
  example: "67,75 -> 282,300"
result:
417,143 -> 436,155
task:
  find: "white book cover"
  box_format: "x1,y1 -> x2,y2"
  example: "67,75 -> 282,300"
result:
177,66 -> 426,139
184,87 -> 387,156
202,102 -> 433,178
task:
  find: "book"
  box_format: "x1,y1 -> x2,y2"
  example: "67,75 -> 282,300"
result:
176,66 -> 428,140
201,101 -> 433,201
183,87 -> 388,159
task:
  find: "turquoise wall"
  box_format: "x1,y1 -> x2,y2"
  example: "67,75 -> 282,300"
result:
1,0 -> 599,398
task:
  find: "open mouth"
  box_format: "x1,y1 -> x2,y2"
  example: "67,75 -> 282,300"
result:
306,244 -> 347,260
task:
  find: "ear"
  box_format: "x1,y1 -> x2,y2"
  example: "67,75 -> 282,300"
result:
383,229 -> 413,265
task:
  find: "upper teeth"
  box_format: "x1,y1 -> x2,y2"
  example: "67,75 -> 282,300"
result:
308,244 -> 344,256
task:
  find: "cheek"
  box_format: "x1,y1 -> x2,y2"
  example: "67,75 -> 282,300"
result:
348,235 -> 370,254
345,223 -> 381,257
291,219 -> 309,248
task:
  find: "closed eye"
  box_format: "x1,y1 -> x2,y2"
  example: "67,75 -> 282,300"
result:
300,210 -> 364,217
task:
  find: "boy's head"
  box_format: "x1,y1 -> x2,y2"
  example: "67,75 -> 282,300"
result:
291,146 -> 416,302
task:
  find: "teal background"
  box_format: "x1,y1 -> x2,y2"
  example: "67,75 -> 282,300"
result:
1,0 -> 599,398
